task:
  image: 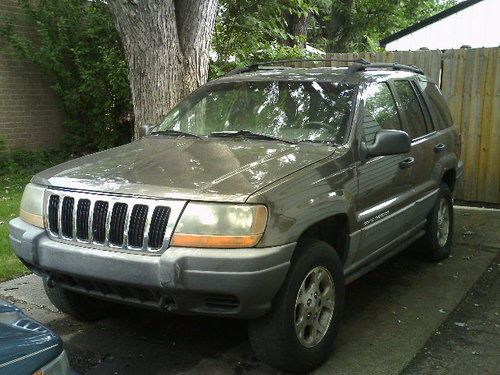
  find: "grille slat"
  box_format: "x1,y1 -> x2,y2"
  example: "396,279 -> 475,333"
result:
76,199 -> 91,240
148,206 -> 170,249
92,201 -> 109,244
46,191 -> 182,253
48,195 -> 60,233
128,204 -> 149,248
61,197 -> 74,238
109,203 -> 128,246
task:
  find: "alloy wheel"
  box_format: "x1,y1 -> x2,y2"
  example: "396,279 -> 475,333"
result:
294,266 -> 335,348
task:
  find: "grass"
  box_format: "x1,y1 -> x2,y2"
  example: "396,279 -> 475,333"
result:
0,173 -> 32,281
0,144 -> 71,281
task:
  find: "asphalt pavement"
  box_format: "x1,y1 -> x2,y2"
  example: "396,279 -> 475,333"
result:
1,206 -> 499,375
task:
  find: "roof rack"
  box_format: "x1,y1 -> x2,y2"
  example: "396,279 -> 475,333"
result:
346,62 -> 425,75
225,58 -> 370,76
224,58 -> 425,77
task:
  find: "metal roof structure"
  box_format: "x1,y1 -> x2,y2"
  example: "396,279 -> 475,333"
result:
379,0 -> 484,48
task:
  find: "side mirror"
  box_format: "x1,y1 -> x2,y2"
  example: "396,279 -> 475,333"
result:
361,129 -> 411,159
139,124 -> 154,138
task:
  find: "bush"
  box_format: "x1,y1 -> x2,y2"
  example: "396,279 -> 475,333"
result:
0,0 -> 133,154
0,136 -> 70,176
209,44 -> 315,80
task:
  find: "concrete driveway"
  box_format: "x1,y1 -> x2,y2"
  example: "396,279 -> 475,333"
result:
1,207 -> 499,375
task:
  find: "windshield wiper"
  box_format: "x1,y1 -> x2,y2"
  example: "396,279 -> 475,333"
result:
150,129 -> 203,139
297,139 -> 338,146
209,130 -> 296,144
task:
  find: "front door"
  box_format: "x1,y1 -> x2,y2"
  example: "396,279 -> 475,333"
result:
353,82 -> 416,265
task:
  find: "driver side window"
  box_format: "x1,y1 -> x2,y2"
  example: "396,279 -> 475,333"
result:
362,83 -> 402,144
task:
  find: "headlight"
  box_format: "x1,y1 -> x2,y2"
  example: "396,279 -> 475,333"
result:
33,350 -> 71,375
171,203 -> 267,248
20,183 -> 45,228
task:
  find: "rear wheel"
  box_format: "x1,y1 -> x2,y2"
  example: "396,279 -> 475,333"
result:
417,183 -> 454,261
44,283 -> 114,321
248,239 -> 345,373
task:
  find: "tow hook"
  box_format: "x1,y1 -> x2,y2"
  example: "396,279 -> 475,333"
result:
159,294 -> 175,312
46,272 -> 56,288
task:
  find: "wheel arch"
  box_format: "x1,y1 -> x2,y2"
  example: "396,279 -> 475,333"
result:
296,213 -> 351,265
441,168 -> 457,193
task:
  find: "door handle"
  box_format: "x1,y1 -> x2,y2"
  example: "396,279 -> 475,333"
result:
399,157 -> 415,169
434,143 -> 447,153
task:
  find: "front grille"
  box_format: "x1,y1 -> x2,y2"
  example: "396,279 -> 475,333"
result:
45,190 -> 185,253
53,273 -> 171,308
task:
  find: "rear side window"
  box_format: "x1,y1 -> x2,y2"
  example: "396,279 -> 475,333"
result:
417,80 -> 453,130
393,80 -> 428,139
362,83 -> 401,143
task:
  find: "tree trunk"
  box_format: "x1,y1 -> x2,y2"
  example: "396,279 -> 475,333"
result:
286,14 -> 308,48
108,0 -> 218,138
325,0 -> 354,53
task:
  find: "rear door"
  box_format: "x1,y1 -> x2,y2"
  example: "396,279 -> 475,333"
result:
391,79 -> 440,225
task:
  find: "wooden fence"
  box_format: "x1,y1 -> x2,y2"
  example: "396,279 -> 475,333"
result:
441,48 -> 499,204
304,48 -> 499,204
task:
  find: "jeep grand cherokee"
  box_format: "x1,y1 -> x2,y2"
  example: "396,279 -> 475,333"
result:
10,60 -> 463,372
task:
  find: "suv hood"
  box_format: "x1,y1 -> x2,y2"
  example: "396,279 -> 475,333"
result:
33,137 -> 334,202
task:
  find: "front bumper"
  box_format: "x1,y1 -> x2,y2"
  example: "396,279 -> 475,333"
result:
9,218 -> 294,319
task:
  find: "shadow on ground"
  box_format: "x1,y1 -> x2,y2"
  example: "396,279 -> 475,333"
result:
58,246 -> 456,374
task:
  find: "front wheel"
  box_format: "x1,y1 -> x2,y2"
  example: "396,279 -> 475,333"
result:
248,239 -> 345,373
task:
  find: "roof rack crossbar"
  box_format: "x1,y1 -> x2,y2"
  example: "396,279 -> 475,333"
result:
225,58 -> 370,76
347,62 -> 425,75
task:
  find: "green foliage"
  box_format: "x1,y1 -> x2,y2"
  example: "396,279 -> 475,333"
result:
0,171 -> 30,281
212,0 -> 457,73
0,138 -> 67,281
0,135 -> 70,177
209,44 -> 317,79
314,0 -> 457,52
0,0 -> 133,153
211,0 -> 317,77
214,0 -> 315,59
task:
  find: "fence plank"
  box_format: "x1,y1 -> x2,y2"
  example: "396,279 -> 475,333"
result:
476,48 -> 500,203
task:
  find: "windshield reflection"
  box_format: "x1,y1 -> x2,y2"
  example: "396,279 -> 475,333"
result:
156,81 -> 355,143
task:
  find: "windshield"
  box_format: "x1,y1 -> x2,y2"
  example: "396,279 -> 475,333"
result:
155,80 -> 356,143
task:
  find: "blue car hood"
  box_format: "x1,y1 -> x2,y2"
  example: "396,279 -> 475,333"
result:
0,300 -> 62,374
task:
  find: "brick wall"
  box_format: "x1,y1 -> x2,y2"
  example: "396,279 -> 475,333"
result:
0,0 -> 64,150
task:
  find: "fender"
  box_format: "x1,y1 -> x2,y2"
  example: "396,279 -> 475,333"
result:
248,151 -> 358,249
432,150 -> 459,184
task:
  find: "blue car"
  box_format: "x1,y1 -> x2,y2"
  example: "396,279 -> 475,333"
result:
0,299 -> 73,375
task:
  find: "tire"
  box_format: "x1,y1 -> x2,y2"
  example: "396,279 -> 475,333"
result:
248,239 -> 345,373
44,283 -> 114,321
417,183 -> 454,261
